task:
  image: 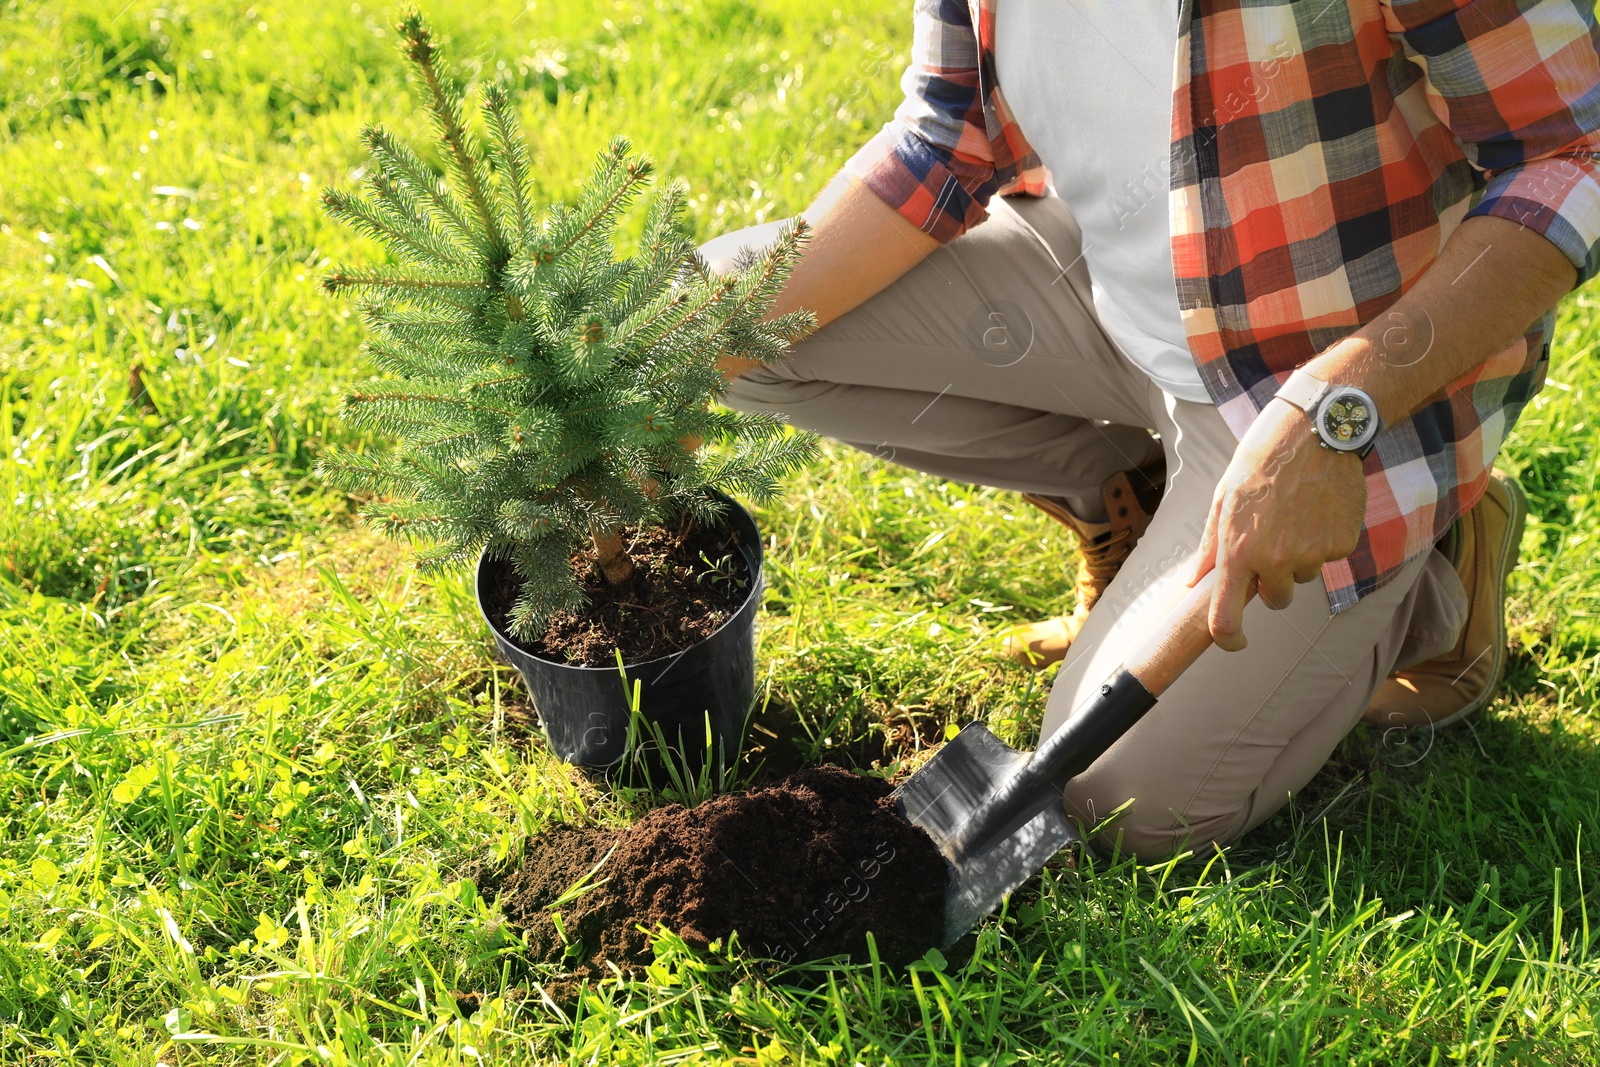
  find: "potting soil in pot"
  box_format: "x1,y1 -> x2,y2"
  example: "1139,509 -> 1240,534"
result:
492,766 -> 949,975
480,517 -> 748,667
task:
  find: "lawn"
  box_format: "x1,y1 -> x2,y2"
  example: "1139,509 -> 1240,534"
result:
2,0 -> 1598,1063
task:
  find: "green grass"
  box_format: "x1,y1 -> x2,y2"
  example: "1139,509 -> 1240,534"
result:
1,0 -> 1598,1062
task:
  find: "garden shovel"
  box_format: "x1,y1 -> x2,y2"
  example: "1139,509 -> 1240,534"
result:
893,568 -> 1249,944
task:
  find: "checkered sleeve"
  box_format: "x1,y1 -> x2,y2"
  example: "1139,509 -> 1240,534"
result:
1384,0 -> 1600,284
843,0 -> 1006,243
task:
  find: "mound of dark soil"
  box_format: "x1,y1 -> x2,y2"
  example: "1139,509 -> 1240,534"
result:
481,516 -> 747,667
491,766 -> 948,977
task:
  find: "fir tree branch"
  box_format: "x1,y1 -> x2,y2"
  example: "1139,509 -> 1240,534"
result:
366,171 -> 473,265
503,541 -> 587,635
413,540 -> 488,575
616,183 -> 694,320
411,429 -> 486,466
321,188 -> 450,267
363,305 -> 499,355
360,337 -> 463,382
544,140 -> 653,263
397,10 -> 508,257
494,498 -> 558,541
610,273 -> 735,362
699,219 -> 810,350
482,81 -> 536,244
323,269 -> 488,294
361,125 -> 483,256
363,515 -> 488,572
464,373 -> 544,394
316,448 -> 416,495
341,389 -> 517,432
344,388 -> 511,413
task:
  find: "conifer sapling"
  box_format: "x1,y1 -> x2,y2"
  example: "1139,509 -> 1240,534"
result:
317,10 -> 817,640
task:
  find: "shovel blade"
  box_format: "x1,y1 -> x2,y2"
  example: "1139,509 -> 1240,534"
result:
893,723 -> 1080,944
942,804 -> 1075,942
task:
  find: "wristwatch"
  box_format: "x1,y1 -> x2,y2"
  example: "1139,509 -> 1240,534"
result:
1273,368 -> 1383,459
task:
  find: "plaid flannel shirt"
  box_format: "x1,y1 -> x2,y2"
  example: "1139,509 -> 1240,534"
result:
846,0 -> 1600,611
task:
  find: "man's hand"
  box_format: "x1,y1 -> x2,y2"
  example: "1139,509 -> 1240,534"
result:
1188,397 -> 1366,650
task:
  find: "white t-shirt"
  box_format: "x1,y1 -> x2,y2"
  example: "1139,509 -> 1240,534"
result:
994,0 -> 1210,403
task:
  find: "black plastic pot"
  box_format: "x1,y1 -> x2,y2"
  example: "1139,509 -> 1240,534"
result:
475,497 -> 763,775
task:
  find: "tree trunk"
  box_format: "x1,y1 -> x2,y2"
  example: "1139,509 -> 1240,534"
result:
590,527 -> 635,584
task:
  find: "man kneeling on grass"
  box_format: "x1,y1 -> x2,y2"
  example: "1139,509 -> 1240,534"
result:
700,0 -> 1600,858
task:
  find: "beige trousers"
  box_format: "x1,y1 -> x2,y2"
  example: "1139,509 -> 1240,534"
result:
707,193 -> 1469,859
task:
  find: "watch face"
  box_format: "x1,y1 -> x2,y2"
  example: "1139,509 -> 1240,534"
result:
1318,390 -> 1377,451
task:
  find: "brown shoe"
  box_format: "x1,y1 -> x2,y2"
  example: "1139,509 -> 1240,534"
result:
1003,462 -> 1165,669
1363,470 -> 1527,731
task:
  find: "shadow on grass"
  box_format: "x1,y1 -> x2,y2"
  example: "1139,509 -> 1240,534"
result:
1234,657 -> 1599,941
736,695 -> 948,783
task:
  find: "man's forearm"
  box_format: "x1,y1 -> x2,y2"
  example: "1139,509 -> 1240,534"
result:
717,171 -> 940,380
1303,215 -> 1575,426
1190,213 -> 1577,645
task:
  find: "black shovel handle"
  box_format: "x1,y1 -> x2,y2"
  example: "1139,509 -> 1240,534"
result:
1031,568 -> 1249,783
1041,567 -> 1263,774
966,569 -> 1255,843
